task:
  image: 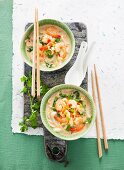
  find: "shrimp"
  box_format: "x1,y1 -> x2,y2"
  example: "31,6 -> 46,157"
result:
54,115 -> 67,123
46,27 -> 61,38
39,45 -> 48,51
64,110 -> 71,119
77,104 -> 85,114
25,39 -> 32,47
68,100 -> 77,108
59,47 -> 66,59
70,124 -> 85,132
47,42 -> 54,48
39,51 -> 45,62
74,117 -> 84,125
42,34 -> 52,43
59,111 -> 66,118
69,117 -> 74,127
62,98 -> 68,104
55,98 -> 66,112
54,41 -> 67,60
82,115 -> 87,123
49,112 -> 63,129
55,42 -> 64,52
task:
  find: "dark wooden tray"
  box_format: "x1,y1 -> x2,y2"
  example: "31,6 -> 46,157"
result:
24,22 -> 87,163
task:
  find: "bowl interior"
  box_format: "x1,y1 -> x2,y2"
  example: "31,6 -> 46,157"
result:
40,84 -> 96,140
20,19 -> 75,71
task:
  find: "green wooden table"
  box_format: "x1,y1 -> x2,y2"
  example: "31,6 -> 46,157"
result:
0,1 -> 123,170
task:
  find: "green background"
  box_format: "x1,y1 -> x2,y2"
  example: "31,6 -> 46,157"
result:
0,1 -> 123,169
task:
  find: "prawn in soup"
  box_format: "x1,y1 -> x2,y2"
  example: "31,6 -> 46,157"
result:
46,89 -> 93,136
25,24 -> 71,69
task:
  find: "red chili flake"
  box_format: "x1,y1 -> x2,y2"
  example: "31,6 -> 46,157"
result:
39,46 -> 48,51
48,42 -> 53,47
56,35 -> 61,38
47,39 -> 51,43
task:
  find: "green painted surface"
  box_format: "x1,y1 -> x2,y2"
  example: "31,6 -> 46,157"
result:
0,0 -> 123,170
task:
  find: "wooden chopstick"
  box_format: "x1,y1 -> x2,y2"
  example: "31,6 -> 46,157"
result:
91,71 -> 102,158
31,9 -> 37,97
36,8 -> 40,98
31,8 -> 40,98
94,64 -> 108,150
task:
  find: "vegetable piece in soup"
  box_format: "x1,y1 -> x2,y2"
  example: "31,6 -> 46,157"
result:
46,89 -> 92,135
25,25 -> 71,69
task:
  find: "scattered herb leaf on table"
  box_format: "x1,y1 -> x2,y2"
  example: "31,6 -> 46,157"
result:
19,72 -> 49,132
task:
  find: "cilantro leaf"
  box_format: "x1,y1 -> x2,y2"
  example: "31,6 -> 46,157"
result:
39,39 -> 47,46
66,125 -> 71,131
59,93 -> 74,99
19,72 -> 50,132
45,62 -> 53,68
55,38 -> 61,43
20,75 -> 27,82
40,84 -> 49,95
21,86 -> 27,93
45,50 -> 54,58
59,93 -> 67,98
31,101 -> 41,110
73,91 -> 80,99
20,123 -> 28,132
52,97 -> 59,107
29,110 -> 38,128
85,117 -> 92,124
27,46 -> 33,52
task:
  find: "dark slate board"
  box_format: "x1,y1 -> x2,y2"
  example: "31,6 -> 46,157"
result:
24,22 -> 87,163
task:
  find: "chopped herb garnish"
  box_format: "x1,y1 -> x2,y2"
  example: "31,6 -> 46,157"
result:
68,108 -> 75,113
85,117 -> 92,124
66,125 -> 71,131
57,113 -> 61,117
52,97 -> 58,111
45,50 -> 54,58
66,117 -> 70,121
55,38 -> 61,43
45,61 -> 53,68
53,97 -> 59,107
75,99 -> 82,103
26,36 -> 30,40
67,94 -> 74,99
55,52 -> 59,56
39,39 -> 47,45
52,107 -> 57,111
59,93 -> 67,98
59,93 -> 74,99
80,111 -> 86,115
73,91 -> 80,99
82,102 -> 86,108
27,46 -> 33,52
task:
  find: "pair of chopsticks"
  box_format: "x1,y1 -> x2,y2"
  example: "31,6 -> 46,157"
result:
31,8 -> 40,98
91,64 -> 108,158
